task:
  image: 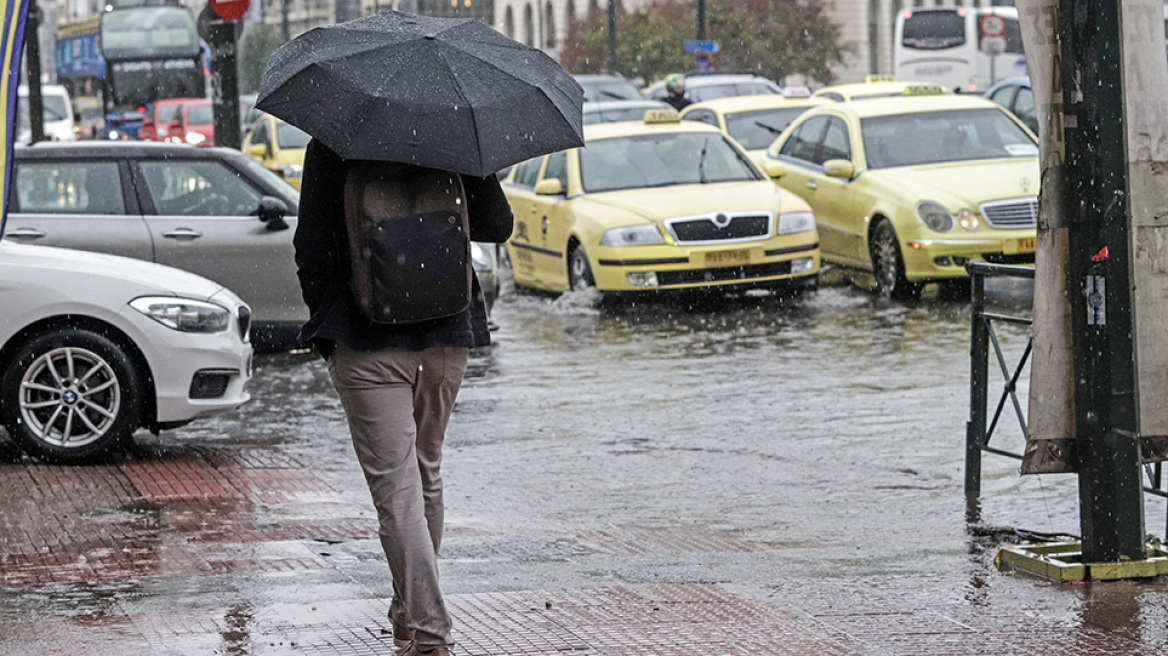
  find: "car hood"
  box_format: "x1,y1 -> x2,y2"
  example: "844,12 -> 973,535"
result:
0,241 -> 225,301
580,180 -> 800,224
867,157 -> 1040,208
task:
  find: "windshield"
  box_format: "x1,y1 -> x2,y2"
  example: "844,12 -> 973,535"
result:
580,79 -> 644,102
862,108 -> 1037,169
276,122 -> 311,149
584,106 -> 659,125
902,10 -> 966,50
726,107 -> 808,149
187,104 -> 214,125
17,95 -> 69,123
579,132 -> 761,193
100,6 -> 200,60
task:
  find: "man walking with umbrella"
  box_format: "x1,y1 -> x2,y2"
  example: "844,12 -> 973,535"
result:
256,10 -> 583,655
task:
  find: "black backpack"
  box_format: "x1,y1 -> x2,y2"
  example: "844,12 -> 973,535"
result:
342,162 -> 472,324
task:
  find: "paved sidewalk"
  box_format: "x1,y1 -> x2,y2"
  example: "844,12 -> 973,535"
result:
2,439 -> 1165,655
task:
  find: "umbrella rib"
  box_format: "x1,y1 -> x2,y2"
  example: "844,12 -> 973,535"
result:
436,46 -> 484,176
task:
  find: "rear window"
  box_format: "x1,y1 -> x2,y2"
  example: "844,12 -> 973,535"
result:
187,104 -> 213,125
902,11 -> 966,50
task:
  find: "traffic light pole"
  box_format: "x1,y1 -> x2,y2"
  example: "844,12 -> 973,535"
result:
1061,0 -> 1146,562
207,15 -> 241,151
23,0 -> 44,144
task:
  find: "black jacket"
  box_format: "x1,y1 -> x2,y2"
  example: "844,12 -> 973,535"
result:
294,139 -> 514,356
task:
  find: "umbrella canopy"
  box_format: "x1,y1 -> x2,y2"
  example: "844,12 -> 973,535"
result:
255,11 -> 584,178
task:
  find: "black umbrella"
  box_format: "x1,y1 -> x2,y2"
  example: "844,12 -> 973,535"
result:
255,10 -> 584,178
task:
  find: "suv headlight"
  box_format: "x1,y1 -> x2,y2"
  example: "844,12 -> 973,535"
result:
130,297 -> 231,333
185,131 -> 206,145
600,224 -> 665,247
914,201 -> 955,233
778,211 -> 816,235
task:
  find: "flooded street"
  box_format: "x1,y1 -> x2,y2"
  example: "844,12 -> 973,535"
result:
3,274 -> 1168,654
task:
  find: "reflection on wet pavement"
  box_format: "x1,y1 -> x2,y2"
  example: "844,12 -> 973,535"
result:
1,277 -> 1166,654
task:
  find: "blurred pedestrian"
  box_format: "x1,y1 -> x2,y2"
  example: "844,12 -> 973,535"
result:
294,138 -> 514,656
663,73 -> 692,110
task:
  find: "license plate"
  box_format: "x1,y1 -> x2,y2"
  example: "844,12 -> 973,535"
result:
706,249 -> 749,267
1017,237 -> 1037,253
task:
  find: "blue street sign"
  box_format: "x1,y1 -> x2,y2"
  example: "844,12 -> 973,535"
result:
684,40 -> 720,55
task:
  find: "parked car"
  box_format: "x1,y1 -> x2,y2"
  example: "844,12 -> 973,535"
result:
7,141 -> 302,348
765,91 -> 1039,300
96,108 -> 148,141
984,76 -> 1037,135
139,97 -> 203,142
0,240 -> 252,463
241,113 -> 311,189
501,111 -> 819,295
680,90 -> 829,164
574,73 -> 645,102
582,99 -> 671,125
16,85 -> 76,144
811,75 -> 952,102
6,141 -> 502,347
645,73 -> 782,103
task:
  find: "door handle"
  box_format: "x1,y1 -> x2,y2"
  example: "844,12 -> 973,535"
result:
5,227 -> 46,240
806,180 -> 818,190
162,228 -> 204,240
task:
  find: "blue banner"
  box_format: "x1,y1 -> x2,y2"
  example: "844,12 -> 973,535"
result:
2,0 -> 30,238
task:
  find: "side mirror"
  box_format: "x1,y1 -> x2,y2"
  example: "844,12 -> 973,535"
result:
823,159 -> 855,179
761,160 -> 788,179
534,178 -> 564,196
244,142 -> 267,159
255,195 -> 290,231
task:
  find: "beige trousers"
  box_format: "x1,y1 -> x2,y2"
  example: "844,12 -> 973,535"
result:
328,344 -> 468,649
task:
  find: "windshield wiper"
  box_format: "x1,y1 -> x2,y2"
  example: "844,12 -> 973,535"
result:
698,137 -> 710,184
599,90 -> 630,100
754,120 -> 784,135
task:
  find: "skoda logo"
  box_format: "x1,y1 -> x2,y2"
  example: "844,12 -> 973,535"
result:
712,213 -> 731,229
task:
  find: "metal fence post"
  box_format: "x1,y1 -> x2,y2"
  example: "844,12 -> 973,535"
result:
967,266 -> 988,507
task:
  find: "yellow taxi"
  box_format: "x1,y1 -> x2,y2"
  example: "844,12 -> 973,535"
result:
811,75 -> 953,103
241,113 -> 311,189
764,92 -> 1038,300
502,109 -> 820,295
679,89 -> 829,165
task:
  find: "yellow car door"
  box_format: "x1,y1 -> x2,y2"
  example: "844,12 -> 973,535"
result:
504,156 -> 551,289
529,151 -> 572,290
772,116 -> 840,253
814,116 -> 866,267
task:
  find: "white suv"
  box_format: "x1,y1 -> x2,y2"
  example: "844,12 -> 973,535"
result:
0,241 -> 253,463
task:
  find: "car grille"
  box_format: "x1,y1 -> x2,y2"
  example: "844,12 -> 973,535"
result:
980,198 -> 1038,229
237,306 -> 252,343
666,212 -> 772,243
656,261 -> 792,286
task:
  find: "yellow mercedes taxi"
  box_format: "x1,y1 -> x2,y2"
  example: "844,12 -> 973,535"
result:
811,75 -> 953,103
679,89 -> 829,165
502,109 -> 820,295
241,113 -> 310,189
765,91 -> 1038,300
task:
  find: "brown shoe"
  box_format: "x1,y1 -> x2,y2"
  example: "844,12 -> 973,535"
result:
391,621 -> 415,648
399,643 -> 450,656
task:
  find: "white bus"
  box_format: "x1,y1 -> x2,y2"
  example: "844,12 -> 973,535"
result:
893,6 -> 1026,94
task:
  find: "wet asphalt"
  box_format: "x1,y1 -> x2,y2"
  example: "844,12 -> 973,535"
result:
2,271 -> 1168,653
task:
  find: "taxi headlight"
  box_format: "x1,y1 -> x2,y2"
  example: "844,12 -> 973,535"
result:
958,208 -> 980,231
600,224 -> 665,247
778,211 -> 816,235
130,297 -> 231,333
915,201 -> 955,233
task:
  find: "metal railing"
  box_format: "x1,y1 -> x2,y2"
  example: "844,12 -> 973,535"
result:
965,261 -> 1168,537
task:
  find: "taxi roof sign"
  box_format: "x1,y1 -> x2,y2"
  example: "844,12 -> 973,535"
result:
644,108 -> 681,124
781,85 -> 812,98
902,83 -> 946,96
865,74 -> 897,83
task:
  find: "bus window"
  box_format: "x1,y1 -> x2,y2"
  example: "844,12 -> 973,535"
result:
901,10 -> 966,50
